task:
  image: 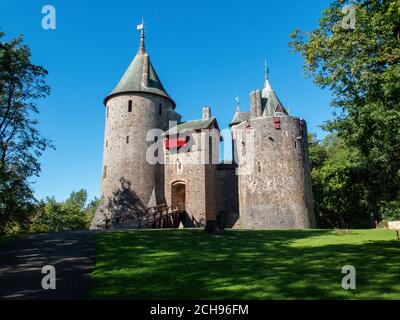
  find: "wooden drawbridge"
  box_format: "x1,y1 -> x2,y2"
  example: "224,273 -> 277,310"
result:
104,203 -> 185,230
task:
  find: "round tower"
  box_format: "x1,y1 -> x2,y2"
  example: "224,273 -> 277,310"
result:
91,22 -> 180,229
231,65 -> 315,229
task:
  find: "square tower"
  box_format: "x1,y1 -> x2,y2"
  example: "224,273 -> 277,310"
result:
163,108 -> 220,229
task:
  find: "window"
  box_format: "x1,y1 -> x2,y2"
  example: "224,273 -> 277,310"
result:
159,103 -> 162,115
106,106 -> 109,118
103,165 -> 107,179
257,161 -> 262,174
126,136 -> 129,144
209,136 -> 213,163
106,140 -> 108,148
128,100 -> 132,112
176,159 -> 182,173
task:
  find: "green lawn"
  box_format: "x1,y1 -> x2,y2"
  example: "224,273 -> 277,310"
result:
91,229 -> 400,300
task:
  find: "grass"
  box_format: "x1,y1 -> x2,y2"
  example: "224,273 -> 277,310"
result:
90,229 -> 400,300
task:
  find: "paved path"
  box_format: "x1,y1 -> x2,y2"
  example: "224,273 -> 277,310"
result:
0,231 -> 95,300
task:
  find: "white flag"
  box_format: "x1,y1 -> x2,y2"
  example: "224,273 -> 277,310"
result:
137,23 -> 144,30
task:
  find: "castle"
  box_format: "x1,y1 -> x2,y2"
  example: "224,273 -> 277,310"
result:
91,24 -> 315,230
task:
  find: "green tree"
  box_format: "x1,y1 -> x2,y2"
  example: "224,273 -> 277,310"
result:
291,0 -> 400,224
64,189 -> 88,212
309,133 -> 371,228
0,166 -> 36,233
85,197 -> 100,228
0,32 -> 53,234
31,189 -> 90,233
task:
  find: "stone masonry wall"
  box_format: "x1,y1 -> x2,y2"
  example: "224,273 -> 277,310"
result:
91,93 -> 179,229
164,127 -> 219,227
217,164 -> 239,228
234,115 -> 315,229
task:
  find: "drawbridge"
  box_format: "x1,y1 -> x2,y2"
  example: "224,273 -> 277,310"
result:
103,203 -> 185,230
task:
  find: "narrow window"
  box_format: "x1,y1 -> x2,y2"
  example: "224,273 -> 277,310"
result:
106,106 -> 109,118
128,100 -> 132,112
126,136 -> 129,144
176,159 -> 182,173
257,162 -> 262,174
103,165 -> 107,179
159,103 -> 162,115
294,140 -> 297,149
209,136 -> 213,163
106,140 -> 108,148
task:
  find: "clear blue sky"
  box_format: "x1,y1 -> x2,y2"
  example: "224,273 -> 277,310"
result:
1,0 -> 334,202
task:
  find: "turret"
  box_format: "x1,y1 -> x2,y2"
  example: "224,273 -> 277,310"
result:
91,20 -> 181,229
231,62 -> 315,229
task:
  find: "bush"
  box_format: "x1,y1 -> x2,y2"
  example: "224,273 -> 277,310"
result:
379,200 -> 400,222
30,189 -> 97,233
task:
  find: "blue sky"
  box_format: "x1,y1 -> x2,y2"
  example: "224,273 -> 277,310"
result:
1,0 -> 334,202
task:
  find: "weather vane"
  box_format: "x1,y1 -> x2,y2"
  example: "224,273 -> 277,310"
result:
137,17 -> 145,38
235,96 -> 240,112
264,59 -> 270,80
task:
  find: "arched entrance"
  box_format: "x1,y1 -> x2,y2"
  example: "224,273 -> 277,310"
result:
171,181 -> 186,227
171,181 -> 186,211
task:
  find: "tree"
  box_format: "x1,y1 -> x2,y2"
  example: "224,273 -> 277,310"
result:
85,197 -> 100,228
308,133 -> 371,228
31,189 -> 91,233
291,0 -> 400,224
0,32 -> 53,234
0,166 -> 36,233
64,189 -> 88,212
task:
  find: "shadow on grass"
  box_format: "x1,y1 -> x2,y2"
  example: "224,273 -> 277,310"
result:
91,229 -> 400,300
0,231 -> 95,300
0,235 -> 18,248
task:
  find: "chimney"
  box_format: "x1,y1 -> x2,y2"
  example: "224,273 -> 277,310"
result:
250,91 -> 257,119
142,54 -> 149,87
202,106 -> 211,120
255,90 -> 262,117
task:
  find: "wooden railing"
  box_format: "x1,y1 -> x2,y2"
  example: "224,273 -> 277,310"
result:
138,203 -> 185,229
104,203 -> 185,230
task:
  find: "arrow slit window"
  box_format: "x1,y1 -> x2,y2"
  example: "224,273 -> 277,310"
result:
176,159 -> 182,173
103,165 -> 107,179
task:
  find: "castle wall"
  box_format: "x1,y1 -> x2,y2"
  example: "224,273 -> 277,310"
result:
217,164 -> 239,228
164,129 -> 219,227
91,93 -> 177,228
234,115 -> 315,229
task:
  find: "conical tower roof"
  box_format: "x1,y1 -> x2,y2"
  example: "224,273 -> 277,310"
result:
230,100 -> 250,127
104,22 -> 175,107
262,62 -> 288,116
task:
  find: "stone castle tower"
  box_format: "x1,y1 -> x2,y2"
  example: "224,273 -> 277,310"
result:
163,107 -> 220,229
230,64 -> 316,229
91,24 -> 181,229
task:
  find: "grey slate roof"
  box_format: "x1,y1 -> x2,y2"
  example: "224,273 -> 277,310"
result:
262,78 -> 288,116
229,76 -> 289,126
164,118 -> 217,136
230,111 -> 250,126
104,52 -> 174,106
